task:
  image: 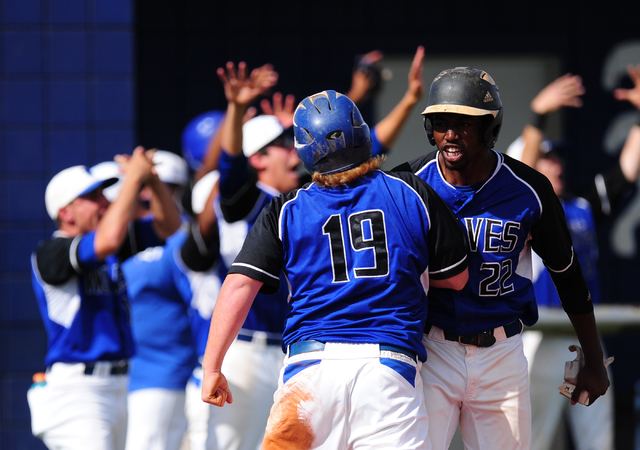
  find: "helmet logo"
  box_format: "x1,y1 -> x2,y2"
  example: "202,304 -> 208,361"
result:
483,91 -> 494,103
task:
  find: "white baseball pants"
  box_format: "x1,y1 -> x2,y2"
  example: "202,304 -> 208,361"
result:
422,326 -> 531,450
263,342 -> 430,450
125,388 -> 187,450
28,362 -> 129,450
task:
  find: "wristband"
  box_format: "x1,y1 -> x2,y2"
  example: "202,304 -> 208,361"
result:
531,113 -> 547,131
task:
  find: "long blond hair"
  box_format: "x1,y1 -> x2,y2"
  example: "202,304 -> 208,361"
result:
311,156 -> 386,188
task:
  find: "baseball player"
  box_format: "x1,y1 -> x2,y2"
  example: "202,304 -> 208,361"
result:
28,147 -> 181,450
115,151 -> 198,450
394,67 -> 611,450
201,89 -> 469,449
507,66 -> 640,450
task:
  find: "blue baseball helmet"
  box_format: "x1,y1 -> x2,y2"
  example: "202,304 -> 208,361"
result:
181,110 -> 225,171
293,90 -> 371,175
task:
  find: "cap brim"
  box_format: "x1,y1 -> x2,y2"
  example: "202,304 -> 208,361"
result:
77,177 -> 118,199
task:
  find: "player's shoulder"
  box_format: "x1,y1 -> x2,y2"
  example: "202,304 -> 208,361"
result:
382,168 -> 433,193
34,234 -> 74,261
259,186 -> 307,221
500,151 -> 555,194
392,150 -> 438,174
33,234 -> 77,285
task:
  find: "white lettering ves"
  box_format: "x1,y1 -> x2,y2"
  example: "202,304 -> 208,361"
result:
464,218 -> 521,296
464,218 -> 520,253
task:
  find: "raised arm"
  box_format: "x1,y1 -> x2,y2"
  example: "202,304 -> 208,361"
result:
614,64 -> 640,182
217,62 -> 279,157
144,151 -> 182,239
520,73 -> 585,168
346,50 -> 384,106
94,147 -> 155,259
372,46 -> 425,150
195,120 -> 225,182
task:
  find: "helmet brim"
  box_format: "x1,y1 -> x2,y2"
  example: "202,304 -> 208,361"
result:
421,104 -> 499,117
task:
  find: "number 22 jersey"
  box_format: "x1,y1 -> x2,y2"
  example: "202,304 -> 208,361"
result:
405,149 -> 581,335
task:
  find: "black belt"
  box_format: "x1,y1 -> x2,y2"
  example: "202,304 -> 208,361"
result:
83,360 -> 129,375
288,340 -> 417,361
237,333 -> 282,346
426,321 -> 522,348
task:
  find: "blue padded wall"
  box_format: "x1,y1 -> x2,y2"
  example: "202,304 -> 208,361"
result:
0,0 -> 135,447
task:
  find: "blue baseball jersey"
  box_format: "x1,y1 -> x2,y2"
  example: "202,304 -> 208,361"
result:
228,169 -> 468,362
405,150 -> 579,334
217,151 -> 291,340
31,231 -> 135,367
122,229 -> 198,391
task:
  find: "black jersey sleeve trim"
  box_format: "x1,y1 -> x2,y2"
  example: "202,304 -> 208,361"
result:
180,222 -> 219,272
549,259 -> 594,315
219,173 -> 263,223
34,237 -> 77,285
579,161 -> 634,222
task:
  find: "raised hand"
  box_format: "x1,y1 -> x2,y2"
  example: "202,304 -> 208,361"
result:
406,46 -> 425,104
260,92 -> 296,128
217,61 -> 279,106
531,73 -> 585,115
614,64 -> 640,110
115,146 -> 156,184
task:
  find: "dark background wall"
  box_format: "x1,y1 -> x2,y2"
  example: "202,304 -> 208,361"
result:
2,0 -> 640,448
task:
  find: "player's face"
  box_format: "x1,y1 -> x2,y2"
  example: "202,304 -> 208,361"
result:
65,187 -> 110,234
260,144 -> 300,193
535,157 -> 564,196
432,113 -> 488,173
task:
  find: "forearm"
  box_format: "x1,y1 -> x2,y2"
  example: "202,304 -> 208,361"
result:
195,118 -> 226,182
374,91 -> 420,149
221,101 -> 247,157
619,124 -> 640,182
567,311 -> 604,364
520,124 -> 545,168
198,182 -> 219,243
202,274 -> 262,374
147,176 -> 181,239
94,171 -> 143,259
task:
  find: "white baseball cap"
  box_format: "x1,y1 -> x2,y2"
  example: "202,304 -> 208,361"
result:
45,165 -> 118,220
191,170 -> 220,215
153,150 -> 189,187
90,161 -> 123,202
242,115 -> 285,157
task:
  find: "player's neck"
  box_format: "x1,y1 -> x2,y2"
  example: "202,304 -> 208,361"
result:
439,149 -> 497,186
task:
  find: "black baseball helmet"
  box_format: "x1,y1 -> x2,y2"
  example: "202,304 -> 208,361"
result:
422,67 -> 503,148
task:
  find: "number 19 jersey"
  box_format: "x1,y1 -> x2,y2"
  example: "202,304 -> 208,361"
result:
228,169 -> 468,362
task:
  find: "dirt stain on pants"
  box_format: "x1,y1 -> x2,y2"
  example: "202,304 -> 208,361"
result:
261,380 -> 316,450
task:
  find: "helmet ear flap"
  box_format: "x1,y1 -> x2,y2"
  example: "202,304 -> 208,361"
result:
423,115 -> 436,146
484,109 -> 503,148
